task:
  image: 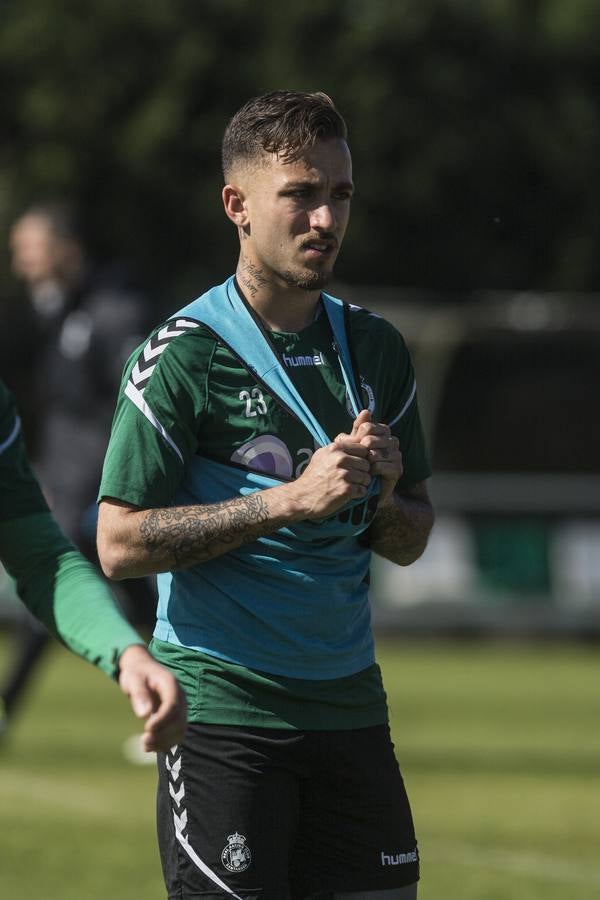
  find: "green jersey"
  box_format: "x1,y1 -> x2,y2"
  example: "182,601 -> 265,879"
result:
0,379 -> 142,678
100,278 -> 431,726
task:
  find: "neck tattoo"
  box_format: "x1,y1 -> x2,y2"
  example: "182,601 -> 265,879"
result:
239,259 -> 269,298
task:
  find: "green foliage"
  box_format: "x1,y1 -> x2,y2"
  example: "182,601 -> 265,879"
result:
2,0 -> 600,295
1,635 -> 598,899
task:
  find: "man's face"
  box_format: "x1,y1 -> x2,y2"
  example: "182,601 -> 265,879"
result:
9,215 -> 59,286
9,214 -> 83,290
235,138 -> 353,291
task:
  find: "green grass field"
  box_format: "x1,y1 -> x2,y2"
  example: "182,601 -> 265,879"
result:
1,634 -> 599,899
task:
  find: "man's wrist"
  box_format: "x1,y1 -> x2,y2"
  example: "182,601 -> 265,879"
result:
375,485 -> 400,512
268,482 -> 310,523
118,642 -> 150,670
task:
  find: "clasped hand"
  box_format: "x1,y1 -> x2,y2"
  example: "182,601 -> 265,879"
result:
291,410 -> 403,520
340,409 -> 403,506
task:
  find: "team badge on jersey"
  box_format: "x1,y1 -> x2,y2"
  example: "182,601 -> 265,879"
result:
221,832 -> 252,872
346,377 -> 375,417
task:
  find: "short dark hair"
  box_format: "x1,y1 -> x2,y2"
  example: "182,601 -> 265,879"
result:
222,90 -> 348,180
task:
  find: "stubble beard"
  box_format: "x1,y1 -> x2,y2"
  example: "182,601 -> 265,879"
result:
276,267 -> 333,292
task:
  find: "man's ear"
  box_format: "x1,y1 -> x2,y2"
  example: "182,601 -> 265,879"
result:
222,184 -> 248,227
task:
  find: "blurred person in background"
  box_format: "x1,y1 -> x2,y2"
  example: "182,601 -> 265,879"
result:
9,201 -> 150,553
0,376 -> 187,752
98,90 -> 434,899
1,202 -> 155,743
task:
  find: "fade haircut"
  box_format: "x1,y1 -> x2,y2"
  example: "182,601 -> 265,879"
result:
222,90 -> 348,180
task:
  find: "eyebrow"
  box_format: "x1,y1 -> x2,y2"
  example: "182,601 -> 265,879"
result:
279,179 -> 355,193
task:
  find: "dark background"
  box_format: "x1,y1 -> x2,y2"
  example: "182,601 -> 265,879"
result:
2,0 -> 600,306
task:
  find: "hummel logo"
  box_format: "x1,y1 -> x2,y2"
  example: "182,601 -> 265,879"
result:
380,849 -> 418,866
282,351 -> 326,368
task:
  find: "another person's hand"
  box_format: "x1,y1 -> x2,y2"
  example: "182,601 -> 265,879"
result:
118,644 -> 187,752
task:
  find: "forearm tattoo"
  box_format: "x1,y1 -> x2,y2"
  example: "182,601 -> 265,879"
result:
367,494 -> 434,565
139,493 -> 271,569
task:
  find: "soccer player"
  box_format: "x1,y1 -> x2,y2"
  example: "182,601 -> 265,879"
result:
97,91 -> 434,899
0,377 -> 186,753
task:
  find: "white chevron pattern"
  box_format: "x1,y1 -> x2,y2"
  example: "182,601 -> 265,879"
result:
164,744 -> 244,900
166,754 -> 182,779
169,781 -> 185,806
129,318 -> 199,394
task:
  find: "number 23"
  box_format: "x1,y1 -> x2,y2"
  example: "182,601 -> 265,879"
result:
240,388 -> 267,418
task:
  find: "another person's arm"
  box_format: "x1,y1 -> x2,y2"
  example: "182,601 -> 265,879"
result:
0,513 -> 186,751
0,384 -> 186,750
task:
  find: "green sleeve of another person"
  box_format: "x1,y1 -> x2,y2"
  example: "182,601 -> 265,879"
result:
0,513 -> 144,679
0,379 -> 143,678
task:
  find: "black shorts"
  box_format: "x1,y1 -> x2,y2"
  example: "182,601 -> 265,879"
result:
156,723 -> 419,899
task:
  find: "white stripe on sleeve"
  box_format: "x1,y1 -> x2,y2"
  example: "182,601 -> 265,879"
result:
0,415 -> 21,455
124,380 -> 184,464
388,380 -> 417,428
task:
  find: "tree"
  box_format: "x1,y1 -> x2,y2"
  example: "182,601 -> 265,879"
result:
2,0 -> 600,297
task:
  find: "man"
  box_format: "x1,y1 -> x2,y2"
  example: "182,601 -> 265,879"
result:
2,202 -> 155,737
0,377 -> 187,753
9,202 -> 150,556
97,91 -> 434,899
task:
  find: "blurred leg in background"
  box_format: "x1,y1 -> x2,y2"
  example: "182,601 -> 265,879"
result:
0,612 -> 50,738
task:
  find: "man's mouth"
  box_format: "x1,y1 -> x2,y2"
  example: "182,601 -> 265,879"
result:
301,238 -> 337,258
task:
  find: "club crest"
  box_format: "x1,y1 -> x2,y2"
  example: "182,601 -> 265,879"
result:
346,377 -> 375,416
221,831 -> 252,873
361,377 -> 376,413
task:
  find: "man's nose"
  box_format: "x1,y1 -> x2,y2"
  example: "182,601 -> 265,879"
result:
309,203 -> 335,231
